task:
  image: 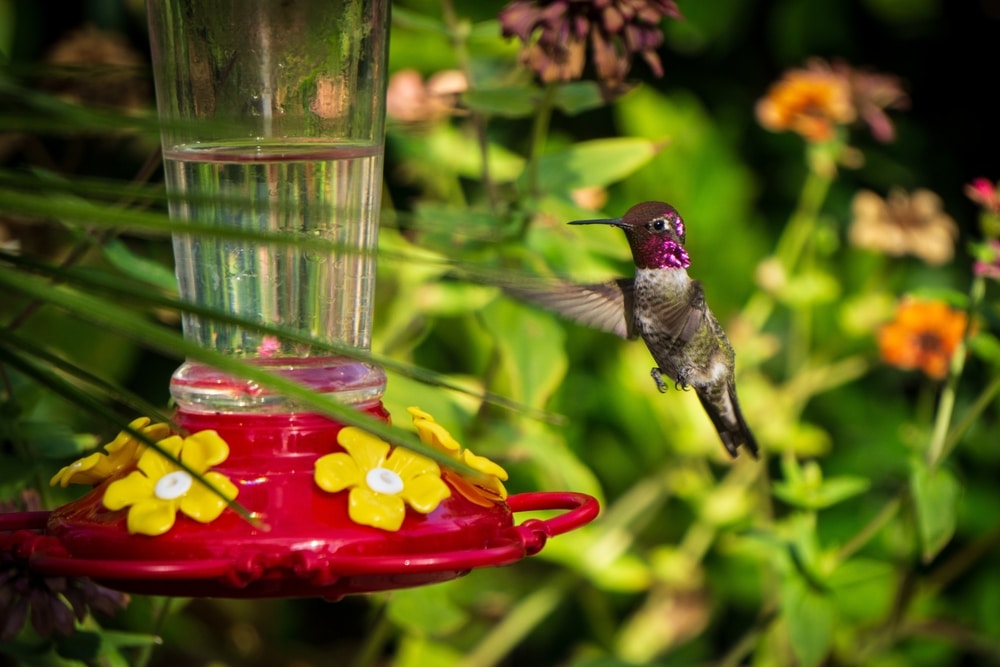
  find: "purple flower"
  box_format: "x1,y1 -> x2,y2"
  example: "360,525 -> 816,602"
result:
1,495 -> 129,641
499,0 -> 682,94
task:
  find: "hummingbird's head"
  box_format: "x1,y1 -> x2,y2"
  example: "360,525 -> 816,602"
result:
570,201 -> 690,270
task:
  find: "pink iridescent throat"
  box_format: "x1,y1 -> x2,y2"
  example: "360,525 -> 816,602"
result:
639,240 -> 690,269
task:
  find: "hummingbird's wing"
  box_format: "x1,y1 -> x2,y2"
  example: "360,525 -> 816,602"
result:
503,279 -> 637,340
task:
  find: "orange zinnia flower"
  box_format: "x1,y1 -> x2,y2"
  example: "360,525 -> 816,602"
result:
878,299 -> 968,380
757,59 -> 906,144
756,64 -> 855,143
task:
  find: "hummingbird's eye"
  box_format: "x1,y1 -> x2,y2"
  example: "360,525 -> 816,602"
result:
651,218 -> 667,232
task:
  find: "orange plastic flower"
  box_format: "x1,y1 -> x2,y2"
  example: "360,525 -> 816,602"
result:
408,407 -> 508,507
878,299 -> 968,380
756,65 -> 855,143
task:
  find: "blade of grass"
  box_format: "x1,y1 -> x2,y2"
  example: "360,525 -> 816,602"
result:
3,250 -> 563,425
0,344 -> 258,526
0,264 -> 474,471
0,326 -> 179,431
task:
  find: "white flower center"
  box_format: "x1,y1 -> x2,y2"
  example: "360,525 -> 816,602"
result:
154,471 -> 193,500
365,467 -> 404,495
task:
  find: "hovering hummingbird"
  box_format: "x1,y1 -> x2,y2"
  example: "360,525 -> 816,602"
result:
508,201 -> 758,459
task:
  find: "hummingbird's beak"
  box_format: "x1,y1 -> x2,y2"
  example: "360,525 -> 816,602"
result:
568,218 -> 626,228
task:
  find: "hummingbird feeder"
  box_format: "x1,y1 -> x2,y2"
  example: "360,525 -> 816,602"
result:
1,0 -> 597,601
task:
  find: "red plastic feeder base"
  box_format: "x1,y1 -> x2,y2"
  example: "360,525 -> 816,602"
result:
0,406 -> 599,600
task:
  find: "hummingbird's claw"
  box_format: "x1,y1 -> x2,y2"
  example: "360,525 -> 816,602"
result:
651,368 -> 669,393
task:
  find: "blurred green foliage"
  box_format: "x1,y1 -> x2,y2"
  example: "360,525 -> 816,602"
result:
3,0 -> 1000,666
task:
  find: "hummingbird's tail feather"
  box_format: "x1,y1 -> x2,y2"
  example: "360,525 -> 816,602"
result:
695,383 -> 759,459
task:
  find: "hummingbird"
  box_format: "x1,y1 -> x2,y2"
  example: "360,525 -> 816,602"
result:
507,201 -> 758,459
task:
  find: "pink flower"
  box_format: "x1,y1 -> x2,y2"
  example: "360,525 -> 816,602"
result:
966,178 -> 1000,214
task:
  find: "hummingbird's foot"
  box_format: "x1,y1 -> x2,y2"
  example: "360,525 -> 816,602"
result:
651,368 -> 669,393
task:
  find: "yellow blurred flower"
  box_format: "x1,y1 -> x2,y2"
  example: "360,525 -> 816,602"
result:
50,417 -> 171,488
314,426 -> 451,532
878,299 -> 968,380
408,406 -> 508,506
849,188 -> 958,266
103,431 -> 238,536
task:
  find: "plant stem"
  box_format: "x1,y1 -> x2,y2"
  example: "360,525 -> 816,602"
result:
458,573 -> 574,667
926,275 -> 985,468
716,608 -> 779,667
134,596 -> 173,667
741,158 -> 835,333
521,82 -> 558,231
438,0 -> 499,214
922,522 -> 1000,597
941,373 -> 1000,459
835,495 -> 902,564
351,600 -> 394,667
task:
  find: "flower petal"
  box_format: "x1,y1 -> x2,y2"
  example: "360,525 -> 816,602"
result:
126,498 -> 178,536
411,417 -> 461,455
140,421 -> 172,443
180,430 -> 230,472
179,472 -> 238,523
103,471 -> 155,510
461,449 -> 509,481
348,486 -> 405,531
400,473 -> 451,514
444,472 -> 497,507
337,427 -> 391,470
138,436 -> 183,479
406,406 -> 434,422
385,447 -> 440,481
315,452 -> 362,492
50,452 -> 105,488
104,417 -> 151,453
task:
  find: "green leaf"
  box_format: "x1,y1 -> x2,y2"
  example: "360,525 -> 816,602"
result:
55,629 -> 160,662
101,238 -> 177,291
394,635 -> 463,667
910,458 -> 961,562
387,585 -> 469,636
479,297 -> 568,409
15,420 -> 94,459
401,124 -> 524,182
827,558 -> 896,623
463,86 -> 538,117
907,287 -> 969,310
775,269 -> 840,307
773,457 -> 869,510
391,6 -> 449,35
527,138 -> 660,196
773,475 -> 870,511
780,574 -> 836,667
969,332 -> 1000,366
552,82 -> 607,115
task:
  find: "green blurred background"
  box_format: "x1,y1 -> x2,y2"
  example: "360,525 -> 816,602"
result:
3,0 -> 1000,665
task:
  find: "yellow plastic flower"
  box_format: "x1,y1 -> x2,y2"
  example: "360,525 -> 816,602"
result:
102,431 -> 239,536
408,407 -> 508,507
50,417 -> 171,488
314,426 -> 451,532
